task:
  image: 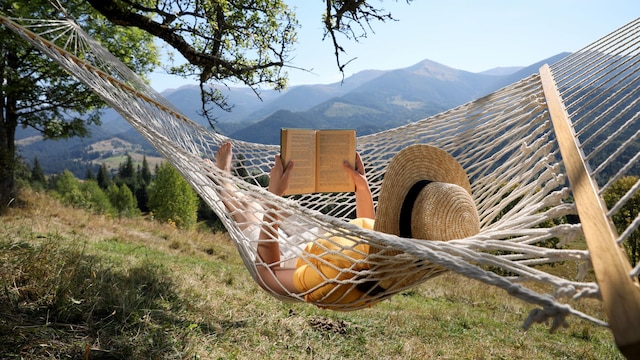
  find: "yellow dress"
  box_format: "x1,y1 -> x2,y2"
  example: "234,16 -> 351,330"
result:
292,218 -> 376,308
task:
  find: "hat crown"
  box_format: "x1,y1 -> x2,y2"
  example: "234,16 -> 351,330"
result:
409,182 -> 480,241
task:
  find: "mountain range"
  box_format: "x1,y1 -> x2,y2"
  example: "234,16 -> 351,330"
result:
16,53 -> 570,176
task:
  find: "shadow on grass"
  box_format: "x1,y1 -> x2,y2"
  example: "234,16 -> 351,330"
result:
0,236 -> 244,359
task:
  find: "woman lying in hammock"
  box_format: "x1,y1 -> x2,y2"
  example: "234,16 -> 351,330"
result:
214,141 -> 480,309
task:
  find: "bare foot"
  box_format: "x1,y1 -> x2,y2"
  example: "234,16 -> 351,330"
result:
216,141 -> 233,173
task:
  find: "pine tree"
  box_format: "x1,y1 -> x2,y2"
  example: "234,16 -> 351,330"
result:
96,163 -> 112,189
140,156 -> 152,186
134,156 -> 152,212
117,154 -> 136,190
30,156 -> 46,187
86,167 -> 95,181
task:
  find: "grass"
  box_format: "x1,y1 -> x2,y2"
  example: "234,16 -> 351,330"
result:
0,187 -> 625,359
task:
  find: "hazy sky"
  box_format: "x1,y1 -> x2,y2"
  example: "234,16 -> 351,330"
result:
150,0 -> 639,91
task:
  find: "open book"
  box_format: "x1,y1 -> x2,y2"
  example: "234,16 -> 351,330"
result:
280,128 -> 356,195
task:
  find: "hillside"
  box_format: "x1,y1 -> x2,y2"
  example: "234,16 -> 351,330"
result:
16,54 -> 570,174
0,187 -> 623,359
16,124 -> 163,177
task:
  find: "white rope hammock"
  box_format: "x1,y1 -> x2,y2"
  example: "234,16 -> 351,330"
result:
3,10 -> 640,355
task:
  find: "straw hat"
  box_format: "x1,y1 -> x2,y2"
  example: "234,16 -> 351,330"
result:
370,144 -> 480,291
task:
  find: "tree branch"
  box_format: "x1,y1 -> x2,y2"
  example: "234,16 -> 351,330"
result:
323,0 -> 412,80
82,0 -> 411,122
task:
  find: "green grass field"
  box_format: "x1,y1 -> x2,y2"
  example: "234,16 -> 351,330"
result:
0,188 -> 624,359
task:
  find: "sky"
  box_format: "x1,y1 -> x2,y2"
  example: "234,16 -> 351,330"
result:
149,0 -> 640,91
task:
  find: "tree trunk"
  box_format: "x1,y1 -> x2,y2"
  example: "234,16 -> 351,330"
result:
0,132 -> 16,215
0,52 -> 18,215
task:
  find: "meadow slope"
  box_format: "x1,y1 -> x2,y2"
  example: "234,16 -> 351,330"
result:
0,188 -> 624,359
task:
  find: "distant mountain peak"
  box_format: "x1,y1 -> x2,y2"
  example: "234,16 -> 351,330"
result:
405,59 -> 461,80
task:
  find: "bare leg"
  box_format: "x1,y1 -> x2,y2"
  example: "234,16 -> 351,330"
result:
215,141 -> 233,173
207,143 -> 298,294
213,141 -> 261,231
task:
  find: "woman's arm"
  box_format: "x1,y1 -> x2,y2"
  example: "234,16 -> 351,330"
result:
344,152 -> 375,219
256,152 -> 375,296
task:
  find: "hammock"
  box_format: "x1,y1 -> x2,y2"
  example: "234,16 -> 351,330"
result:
2,10 -> 640,357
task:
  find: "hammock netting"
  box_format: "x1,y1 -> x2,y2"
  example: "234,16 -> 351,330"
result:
3,9 -> 640,355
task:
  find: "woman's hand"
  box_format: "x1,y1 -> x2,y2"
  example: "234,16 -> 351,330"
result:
344,152 -> 375,219
343,152 -> 369,193
268,154 -> 294,196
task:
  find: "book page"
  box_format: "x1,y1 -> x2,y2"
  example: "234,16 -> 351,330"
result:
281,129 -> 317,195
316,130 -> 356,193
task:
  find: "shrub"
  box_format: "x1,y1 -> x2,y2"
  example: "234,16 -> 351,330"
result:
603,175 -> 640,266
107,183 -> 140,218
147,162 -> 198,229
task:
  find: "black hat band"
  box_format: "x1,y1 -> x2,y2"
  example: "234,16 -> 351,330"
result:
399,180 -> 432,238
